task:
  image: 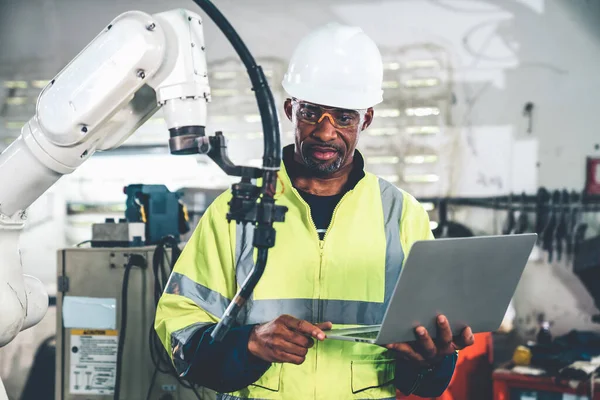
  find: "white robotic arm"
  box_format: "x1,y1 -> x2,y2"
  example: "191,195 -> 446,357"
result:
0,3 -> 284,397
0,8 -> 211,349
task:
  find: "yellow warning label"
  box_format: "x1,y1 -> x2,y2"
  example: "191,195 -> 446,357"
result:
71,329 -> 118,336
69,329 -> 119,394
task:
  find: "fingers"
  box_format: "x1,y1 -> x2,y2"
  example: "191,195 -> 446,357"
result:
273,316 -> 333,365
414,326 -> 437,359
271,347 -> 306,365
436,315 -> 452,349
284,354 -> 306,365
316,321 -> 333,331
271,337 -> 310,358
385,318 -> 475,368
298,319 -> 327,340
281,315 -> 327,341
279,326 -> 314,349
251,316 -> 331,366
454,326 -> 475,349
385,342 -> 426,363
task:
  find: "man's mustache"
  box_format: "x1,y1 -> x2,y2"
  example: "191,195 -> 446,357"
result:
304,143 -> 343,153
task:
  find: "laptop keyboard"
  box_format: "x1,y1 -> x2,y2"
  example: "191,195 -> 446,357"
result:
347,331 -> 379,339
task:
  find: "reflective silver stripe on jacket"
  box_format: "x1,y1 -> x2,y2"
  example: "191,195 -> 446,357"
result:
240,298 -> 390,326
165,295 -> 399,327
234,177 -> 405,326
378,178 -> 405,313
235,223 -> 255,288
165,272 -> 231,318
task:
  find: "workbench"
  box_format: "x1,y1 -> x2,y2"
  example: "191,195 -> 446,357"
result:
493,368 -> 600,400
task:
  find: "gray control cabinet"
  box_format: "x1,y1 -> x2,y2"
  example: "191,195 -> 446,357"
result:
55,246 -> 215,400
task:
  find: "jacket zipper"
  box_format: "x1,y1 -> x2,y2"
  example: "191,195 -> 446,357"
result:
289,186 -> 352,314
289,187 -> 321,399
322,191 -> 351,243
289,187 -> 352,400
317,190 -> 351,321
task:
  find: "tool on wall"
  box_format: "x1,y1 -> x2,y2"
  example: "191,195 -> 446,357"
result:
523,102 -> 534,134
514,193 -> 530,234
540,190 -> 560,262
551,190 -> 569,262
431,198 -> 474,238
565,191 -> 579,261
502,194 -> 516,235
571,193 -> 588,261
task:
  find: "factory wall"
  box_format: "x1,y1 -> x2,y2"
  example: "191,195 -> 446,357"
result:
456,0 -> 600,190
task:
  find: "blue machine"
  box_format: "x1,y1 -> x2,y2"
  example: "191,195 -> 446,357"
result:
124,184 -> 190,245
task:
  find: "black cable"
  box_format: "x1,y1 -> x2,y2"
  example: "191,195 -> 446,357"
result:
190,0 -> 281,168
192,385 -> 203,399
146,235 -> 204,399
148,236 -> 180,374
114,254 -> 147,400
145,367 -> 159,400
191,0 -> 287,343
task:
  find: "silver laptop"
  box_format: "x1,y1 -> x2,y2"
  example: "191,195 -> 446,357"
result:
327,234 -> 537,345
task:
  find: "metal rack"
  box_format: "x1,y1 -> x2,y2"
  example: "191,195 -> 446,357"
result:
418,188 -> 600,213
419,188 -> 600,264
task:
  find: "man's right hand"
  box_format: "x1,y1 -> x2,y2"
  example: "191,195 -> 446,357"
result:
248,315 -> 332,365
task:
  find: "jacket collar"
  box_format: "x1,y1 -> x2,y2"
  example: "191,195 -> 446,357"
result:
278,144 -> 366,200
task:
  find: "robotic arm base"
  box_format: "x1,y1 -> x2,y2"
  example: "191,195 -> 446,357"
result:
0,215 -> 49,349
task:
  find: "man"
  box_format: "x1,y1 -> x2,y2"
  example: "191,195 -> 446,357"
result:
155,22 -> 474,399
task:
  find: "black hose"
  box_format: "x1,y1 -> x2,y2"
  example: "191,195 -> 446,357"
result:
148,236 -> 204,399
238,248 -> 268,298
112,243 -> 202,399
189,0 -> 281,169
190,0 -> 283,343
149,236 -> 181,375
145,367 -> 159,400
114,254 -> 147,400
211,247 -> 269,342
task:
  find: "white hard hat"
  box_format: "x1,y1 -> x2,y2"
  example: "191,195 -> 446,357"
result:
282,22 -> 384,110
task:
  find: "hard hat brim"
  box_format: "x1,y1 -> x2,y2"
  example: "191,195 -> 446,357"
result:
282,81 -> 383,110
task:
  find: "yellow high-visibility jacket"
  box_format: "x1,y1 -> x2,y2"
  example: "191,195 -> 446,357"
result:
155,150 -> 455,400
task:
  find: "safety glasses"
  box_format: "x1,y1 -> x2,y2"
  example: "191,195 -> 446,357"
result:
291,98 -> 366,130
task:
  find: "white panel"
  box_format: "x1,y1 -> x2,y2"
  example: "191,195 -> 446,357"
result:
62,297 -> 116,329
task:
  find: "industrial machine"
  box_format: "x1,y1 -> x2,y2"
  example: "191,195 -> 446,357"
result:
55,246 -> 216,400
124,184 -> 190,245
91,184 -> 190,247
0,1 -> 287,399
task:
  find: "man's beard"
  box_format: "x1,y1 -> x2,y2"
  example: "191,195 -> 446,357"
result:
301,143 -> 344,175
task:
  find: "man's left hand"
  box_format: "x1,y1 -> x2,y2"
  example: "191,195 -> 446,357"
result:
385,315 -> 474,366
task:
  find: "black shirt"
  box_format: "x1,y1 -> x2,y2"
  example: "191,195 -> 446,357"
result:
282,145 -> 365,240
298,191 -> 344,239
